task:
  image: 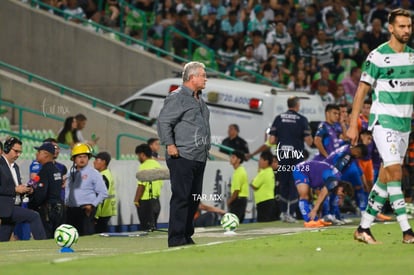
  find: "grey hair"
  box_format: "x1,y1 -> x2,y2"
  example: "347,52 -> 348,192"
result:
182,62 -> 205,82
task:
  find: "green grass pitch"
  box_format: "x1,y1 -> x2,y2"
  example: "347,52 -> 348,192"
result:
0,220 -> 412,275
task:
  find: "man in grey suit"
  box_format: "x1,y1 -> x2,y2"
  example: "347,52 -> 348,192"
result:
0,137 -> 46,241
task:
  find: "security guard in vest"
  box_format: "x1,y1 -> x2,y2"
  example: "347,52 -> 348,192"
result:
93,152 -> 117,233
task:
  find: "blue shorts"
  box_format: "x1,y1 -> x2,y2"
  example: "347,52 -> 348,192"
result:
293,170 -> 309,186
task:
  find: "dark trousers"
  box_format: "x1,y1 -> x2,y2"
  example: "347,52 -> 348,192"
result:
37,203 -> 64,239
278,169 -> 299,216
0,206 -> 46,241
167,157 -> 206,247
229,197 -> 247,223
66,206 -> 96,236
137,198 -> 161,231
257,199 -> 277,222
95,217 -> 111,233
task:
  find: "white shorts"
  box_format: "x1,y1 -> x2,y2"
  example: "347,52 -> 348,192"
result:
372,125 -> 409,167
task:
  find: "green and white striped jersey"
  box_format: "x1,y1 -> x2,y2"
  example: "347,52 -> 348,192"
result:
361,42 -> 414,132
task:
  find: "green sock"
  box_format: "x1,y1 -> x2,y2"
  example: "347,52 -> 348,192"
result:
360,181 -> 388,229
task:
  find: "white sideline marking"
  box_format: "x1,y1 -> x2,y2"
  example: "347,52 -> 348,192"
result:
49,225 -> 342,264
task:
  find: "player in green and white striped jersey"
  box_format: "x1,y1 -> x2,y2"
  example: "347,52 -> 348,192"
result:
347,8 -> 414,245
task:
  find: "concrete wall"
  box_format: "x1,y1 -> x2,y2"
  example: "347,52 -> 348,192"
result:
0,0 -> 182,105
0,69 -> 159,157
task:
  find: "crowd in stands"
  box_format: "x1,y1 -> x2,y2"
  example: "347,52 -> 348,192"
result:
31,0 -> 414,104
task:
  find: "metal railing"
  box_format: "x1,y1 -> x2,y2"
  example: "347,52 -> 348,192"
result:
0,60 -> 152,123
116,132 -> 148,159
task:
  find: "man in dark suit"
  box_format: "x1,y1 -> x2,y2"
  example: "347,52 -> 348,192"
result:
0,137 -> 46,241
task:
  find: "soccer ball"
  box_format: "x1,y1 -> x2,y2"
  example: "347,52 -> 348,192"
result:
220,213 -> 240,231
54,224 -> 79,248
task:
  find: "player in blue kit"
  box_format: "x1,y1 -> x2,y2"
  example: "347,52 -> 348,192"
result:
323,143 -> 368,223
293,160 -> 352,228
313,104 -> 346,161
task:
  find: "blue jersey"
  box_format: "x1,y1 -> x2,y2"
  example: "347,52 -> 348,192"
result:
293,160 -> 341,190
324,144 -> 356,172
324,144 -> 363,187
269,109 -> 312,164
313,121 -> 344,160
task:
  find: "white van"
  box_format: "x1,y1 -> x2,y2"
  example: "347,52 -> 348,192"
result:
116,78 -> 326,153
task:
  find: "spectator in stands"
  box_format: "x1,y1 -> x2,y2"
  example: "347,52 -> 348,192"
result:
311,29 -> 343,77
64,0 -> 87,23
334,22 -> 360,63
343,7 -> 365,43
290,21 -> 306,47
311,66 -> 337,95
319,11 -> 337,42
262,56 -> 283,84
247,4 -> 268,37
267,41 -> 286,70
176,0 -> 198,22
77,0 -> 102,23
172,10 -> 197,61
154,0 -> 176,34
220,10 -> 244,49
200,7 -> 222,51
252,30 -> 267,65
100,0 -> 120,27
225,0 -> 246,20
361,18 -> 388,57
220,124 -> 249,156
292,34 -> 313,74
287,68 -> 311,93
261,63 -> 275,86
234,43 -> 260,82
303,3 -> 318,34
314,80 -> 335,107
261,0 -> 274,22
216,36 -> 239,74
333,83 -> 353,108
200,0 -> 227,21
265,20 -> 292,52
75,113 -> 98,146
148,32 -> 171,60
56,116 -> 78,148
321,0 -> 348,28
342,66 -> 361,99
366,0 -> 390,27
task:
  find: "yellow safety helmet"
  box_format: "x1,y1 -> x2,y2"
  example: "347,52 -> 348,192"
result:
71,143 -> 93,160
